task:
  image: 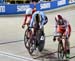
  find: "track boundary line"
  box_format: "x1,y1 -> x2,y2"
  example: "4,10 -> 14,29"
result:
0,35 -> 53,45
0,32 -> 75,45
0,51 -> 39,61
70,56 -> 75,59
0,40 -> 23,45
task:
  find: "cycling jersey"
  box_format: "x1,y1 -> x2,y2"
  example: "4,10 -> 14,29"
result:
29,11 -> 47,28
54,19 -> 71,38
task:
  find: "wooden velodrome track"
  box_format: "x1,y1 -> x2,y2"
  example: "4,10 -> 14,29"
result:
0,4 -> 75,61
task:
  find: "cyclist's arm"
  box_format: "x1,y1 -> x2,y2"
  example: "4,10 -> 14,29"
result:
41,12 -> 46,24
61,19 -> 69,28
65,21 -> 69,32
54,22 -> 58,36
22,15 -> 27,25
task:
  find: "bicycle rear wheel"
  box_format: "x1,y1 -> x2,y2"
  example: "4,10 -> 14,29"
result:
38,38 -> 45,52
37,30 -> 45,52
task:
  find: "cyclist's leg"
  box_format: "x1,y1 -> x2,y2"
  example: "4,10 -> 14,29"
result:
66,25 -> 71,58
40,27 -> 45,40
58,33 -> 63,45
27,27 -> 30,39
64,38 -> 70,60
30,27 -> 39,48
64,26 -> 71,59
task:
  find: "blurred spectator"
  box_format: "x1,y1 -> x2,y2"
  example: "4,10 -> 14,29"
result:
3,0 -> 52,4
45,0 -> 51,1
39,0 -> 51,2
25,0 -> 30,3
32,0 -> 39,2
69,0 -> 75,3
30,0 -> 39,6
0,0 -> 4,3
39,0 -> 44,2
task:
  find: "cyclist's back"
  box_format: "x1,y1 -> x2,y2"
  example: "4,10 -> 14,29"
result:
29,11 -> 47,28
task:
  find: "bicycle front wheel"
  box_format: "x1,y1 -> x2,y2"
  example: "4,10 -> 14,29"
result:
58,41 -> 64,60
28,37 -> 36,55
24,28 -> 29,49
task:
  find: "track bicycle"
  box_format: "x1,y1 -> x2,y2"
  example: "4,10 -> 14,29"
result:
24,27 -> 45,55
55,33 -> 70,60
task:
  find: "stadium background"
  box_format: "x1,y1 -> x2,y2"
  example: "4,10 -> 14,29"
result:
0,0 -> 75,15
0,0 -> 75,61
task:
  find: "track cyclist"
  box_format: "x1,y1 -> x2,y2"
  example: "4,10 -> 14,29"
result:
29,10 -> 48,41
22,8 -> 36,38
22,8 -> 36,29
53,14 -> 71,59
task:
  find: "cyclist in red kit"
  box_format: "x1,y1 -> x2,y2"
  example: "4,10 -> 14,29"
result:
53,14 -> 71,58
22,7 -> 36,28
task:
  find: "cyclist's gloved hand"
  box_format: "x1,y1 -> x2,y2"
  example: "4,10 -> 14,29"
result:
53,36 -> 56,42
22,25 -> 25,29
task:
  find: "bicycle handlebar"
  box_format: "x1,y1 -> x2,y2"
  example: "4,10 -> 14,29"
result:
55,35 -> 66,39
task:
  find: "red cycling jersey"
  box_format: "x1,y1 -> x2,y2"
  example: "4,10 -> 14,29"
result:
22,8 -> 36,26
56,19 -> 71,38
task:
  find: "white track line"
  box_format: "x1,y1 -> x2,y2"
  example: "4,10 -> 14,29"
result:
0,51 -> 39,61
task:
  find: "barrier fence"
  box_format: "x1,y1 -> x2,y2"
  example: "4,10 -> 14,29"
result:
0,0 -> 74,15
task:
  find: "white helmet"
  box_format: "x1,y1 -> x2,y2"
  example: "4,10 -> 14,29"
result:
26,8 -> 32,15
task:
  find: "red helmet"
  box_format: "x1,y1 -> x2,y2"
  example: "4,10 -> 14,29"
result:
55,15 -> 63,21
32,8 -> 36,14
55,15 -> 64,25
